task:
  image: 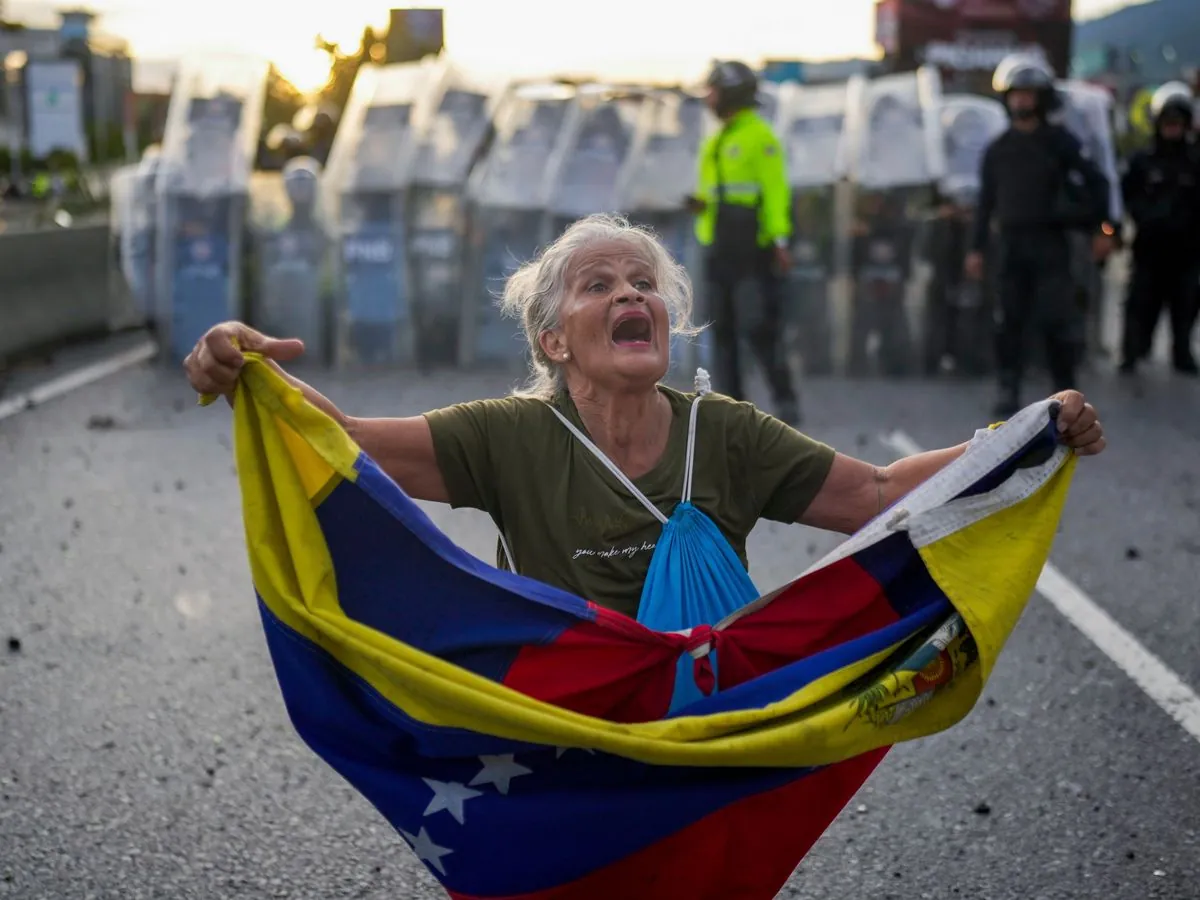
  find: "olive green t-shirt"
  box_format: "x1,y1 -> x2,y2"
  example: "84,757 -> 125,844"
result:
423,387 -> 835,619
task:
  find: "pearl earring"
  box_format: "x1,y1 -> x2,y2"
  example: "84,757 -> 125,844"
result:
562,352 -> 570,362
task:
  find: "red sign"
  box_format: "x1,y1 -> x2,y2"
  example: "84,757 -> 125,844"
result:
876,0 -> 1073,88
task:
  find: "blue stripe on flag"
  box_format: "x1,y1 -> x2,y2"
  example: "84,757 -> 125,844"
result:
667,598 -> 952,718
259,599 -> 808,897
314,456 -> 597,683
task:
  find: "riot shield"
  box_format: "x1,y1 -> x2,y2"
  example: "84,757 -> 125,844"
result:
938,94 -> 1007,198
108,165 -> 139,327
778,80 -> 854,376
918,95 -> 1008,376
618,90 -> 706,212
546,85 -> 643,228
844,68 -> 946,376
324,62 -> 431,369
1053,80 -> 1122,222
411,62 -> 504,189
248,159 -> 331,364
846,68 -> 947,192
408,63 -> 506,369
460,82 -> 575,370
154,55 -> 267,362
847,188 -> 926,376
111,157 -> 156,326
1052,80 -> 1121,362
618,89 -> 710,379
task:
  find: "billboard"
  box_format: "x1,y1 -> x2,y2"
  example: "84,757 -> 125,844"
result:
387,8 -> 445,64
24,59 -> 88,161
875,0 -> 1072,92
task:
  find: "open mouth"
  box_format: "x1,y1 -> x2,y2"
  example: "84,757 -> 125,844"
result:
611,313 -> 653,347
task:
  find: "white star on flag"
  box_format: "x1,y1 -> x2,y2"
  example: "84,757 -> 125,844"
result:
399,826 -> 454,876
468,754 -> 532,795
421,778 -> 483,825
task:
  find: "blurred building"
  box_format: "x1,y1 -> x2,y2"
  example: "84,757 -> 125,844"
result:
385,8 -> 445,64
0,7 -> 133,162
873,0 -> 1073,94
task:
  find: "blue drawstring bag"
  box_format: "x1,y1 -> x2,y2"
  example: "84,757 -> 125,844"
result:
546,370 -> 761,714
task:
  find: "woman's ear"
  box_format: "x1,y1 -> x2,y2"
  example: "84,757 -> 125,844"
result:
538,329 -> 567,363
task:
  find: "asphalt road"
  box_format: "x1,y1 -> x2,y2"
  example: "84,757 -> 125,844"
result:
1,344 -> 1197,900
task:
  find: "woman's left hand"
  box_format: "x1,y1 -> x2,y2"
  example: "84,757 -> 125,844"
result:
1051,390 -> 1106,456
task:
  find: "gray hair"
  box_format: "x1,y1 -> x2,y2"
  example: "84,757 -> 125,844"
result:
498,213 -> 702,400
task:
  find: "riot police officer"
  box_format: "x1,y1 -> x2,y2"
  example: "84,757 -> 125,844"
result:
965,55 -> 1110,416
919,186 -> 985,376
254,157 -> 330,361
1119,81 -> 1200,376
688,60 -> 800,425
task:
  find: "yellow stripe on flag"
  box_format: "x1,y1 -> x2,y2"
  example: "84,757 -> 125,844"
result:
228,355 -> 1076,770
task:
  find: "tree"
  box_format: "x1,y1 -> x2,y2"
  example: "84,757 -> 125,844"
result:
314,25 -> 382,118
263,64 -> 304,135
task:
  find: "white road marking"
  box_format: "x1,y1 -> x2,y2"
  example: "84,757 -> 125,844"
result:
0,339 -> 158,422
881,428 -> 1200,745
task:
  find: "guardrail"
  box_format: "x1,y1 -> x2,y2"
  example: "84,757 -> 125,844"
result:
0,224 -> 137,366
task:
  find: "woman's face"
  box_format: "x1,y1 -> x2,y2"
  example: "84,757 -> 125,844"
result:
542,239 -> 671,392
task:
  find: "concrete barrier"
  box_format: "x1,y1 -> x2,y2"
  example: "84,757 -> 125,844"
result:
0,225 -> 135,365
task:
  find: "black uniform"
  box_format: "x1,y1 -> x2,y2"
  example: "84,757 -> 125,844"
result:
919,201 -> 983,374
849,208 -> 915,376
1120,139 -> 1200,373
972,123 -> 1109,406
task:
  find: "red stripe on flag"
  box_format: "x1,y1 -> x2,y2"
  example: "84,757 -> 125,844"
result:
716,557 -> 900,689
502,607 -> 680,722
447,747 -> 890,900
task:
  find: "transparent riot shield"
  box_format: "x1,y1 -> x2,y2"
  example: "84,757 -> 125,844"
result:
778,80 -> 853,376
108,164 -> 140,327
1054,81 -> 1121,223
918,95 -> 1008,376
1053,80 -> 1122,363
939,95 -> 1007,198
121,149 -> 162,325
618,89 -> 710,379
545,85 -> 643,234
154,55 -> 267,363
324,62 -> 431,369
249,158 -> 331,364
846,68 -> 946,191
408,63 -> 506,369
460,82 -> 576,370
844,68 -> 946,376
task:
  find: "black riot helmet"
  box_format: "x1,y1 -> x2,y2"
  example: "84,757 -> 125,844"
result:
1150,80 -> 1194,129
282,156 -> 322,216
992,53 -> 1056,120
706,60 -> 759,118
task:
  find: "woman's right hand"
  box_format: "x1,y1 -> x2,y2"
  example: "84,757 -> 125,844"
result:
183,322 -> 306,398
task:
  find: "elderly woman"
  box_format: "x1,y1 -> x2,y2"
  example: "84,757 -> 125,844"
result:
184,214 -> 1106,618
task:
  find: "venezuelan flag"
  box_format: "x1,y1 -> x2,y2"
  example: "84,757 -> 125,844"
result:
226,355 -> 1075,900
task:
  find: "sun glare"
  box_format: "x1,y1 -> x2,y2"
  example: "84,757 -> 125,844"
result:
273,47 -> 336,95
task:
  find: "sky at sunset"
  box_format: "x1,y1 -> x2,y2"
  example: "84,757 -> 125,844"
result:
7,0 -> 1146,93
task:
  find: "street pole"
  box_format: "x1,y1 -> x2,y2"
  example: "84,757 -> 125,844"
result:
4,51 -> 26,187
